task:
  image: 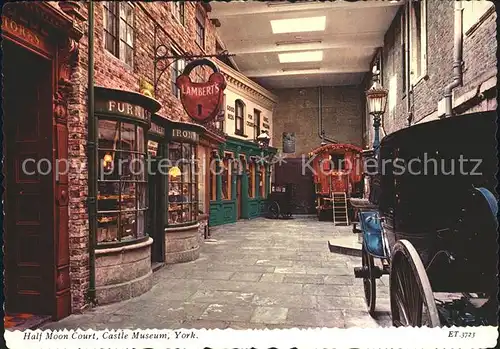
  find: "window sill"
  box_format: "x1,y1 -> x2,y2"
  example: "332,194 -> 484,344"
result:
196,42 -> 205,53
410,74 -> 428,88
235,133 -> 248,138
104,49 -> 134,73
95,235 -> 150,251
465,5 -> 495,37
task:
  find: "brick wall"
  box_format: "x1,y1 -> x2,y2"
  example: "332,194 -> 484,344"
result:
271,86 -> 363,157
67,1 -> 220,312
364,0 -> 497,146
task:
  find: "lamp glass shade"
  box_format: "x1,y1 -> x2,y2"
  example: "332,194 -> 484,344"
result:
168,166 -> 181,178
366,81 -> 388,115
256,131 -> 270,148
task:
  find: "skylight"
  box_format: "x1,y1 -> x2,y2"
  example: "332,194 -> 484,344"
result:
270,16 -> 326,34
278,50 -> 324,63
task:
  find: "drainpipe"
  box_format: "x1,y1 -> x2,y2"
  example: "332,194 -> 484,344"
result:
87,0 -> 97,305
317,86 -> 338,144
443,1 -> 464,118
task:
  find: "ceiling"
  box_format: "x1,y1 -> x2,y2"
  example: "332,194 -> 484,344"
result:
209,0 -> 404,90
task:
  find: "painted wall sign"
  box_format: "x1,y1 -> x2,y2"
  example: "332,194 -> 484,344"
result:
227,113 -> 235,120
263,123 -> 270,129
149,122 -> 165,136
1,16 -> 48,52
176,59 -> 227,124
95,99 -> 151,122
263,117 -> 269,123
148,140 -> 158,156
247,114 -> 253,120
227,105 -> 235,112
282,132 -> 296,153
246,121 -> 254,127
171,128 -> 199,143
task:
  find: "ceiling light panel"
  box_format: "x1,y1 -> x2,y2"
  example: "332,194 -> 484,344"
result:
270,16 -> 326,34
278,50 -> 324,63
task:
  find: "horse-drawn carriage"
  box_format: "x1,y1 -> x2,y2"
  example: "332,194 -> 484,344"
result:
353,111 -> 498,326
267,183 -> 296,219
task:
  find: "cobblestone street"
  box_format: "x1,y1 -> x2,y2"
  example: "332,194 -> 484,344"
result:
42,217 -> 391,330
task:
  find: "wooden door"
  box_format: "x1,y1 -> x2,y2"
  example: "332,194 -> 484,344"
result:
3,41 -> 54,315
273,158 -> 316,214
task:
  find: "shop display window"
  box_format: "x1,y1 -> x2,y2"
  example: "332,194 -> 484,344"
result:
97,119 -> 147,245
221,153 -> 233,200
209,151 -> 216,201
248,161 -> 255,198
167,141 -> 198,225
259,165 -> 266,198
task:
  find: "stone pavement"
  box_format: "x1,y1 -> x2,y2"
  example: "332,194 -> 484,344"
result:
41,217 -> 392,330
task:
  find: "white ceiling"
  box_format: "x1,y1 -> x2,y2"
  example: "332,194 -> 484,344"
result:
210,0 -> 404,89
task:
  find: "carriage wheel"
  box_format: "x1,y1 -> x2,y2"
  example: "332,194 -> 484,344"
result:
268,201 -> 280,219
361,246 -> 376,315
390,240 -> 441,327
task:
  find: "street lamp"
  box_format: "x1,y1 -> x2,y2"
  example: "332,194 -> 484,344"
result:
256,131 -> 271,149
365,66 -> 388,152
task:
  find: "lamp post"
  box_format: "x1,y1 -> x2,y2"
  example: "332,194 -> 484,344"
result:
365,67 -> 388,153
256,131 -> 271,150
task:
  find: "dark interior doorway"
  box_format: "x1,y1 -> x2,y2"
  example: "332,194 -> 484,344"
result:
3,40 -> 55,315
273,157 -> 316,214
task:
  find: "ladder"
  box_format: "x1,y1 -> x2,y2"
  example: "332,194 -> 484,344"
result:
332,192 -> 349,226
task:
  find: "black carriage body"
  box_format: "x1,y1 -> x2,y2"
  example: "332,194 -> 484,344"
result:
269,183 -> 297,216
374,111 -> 498,293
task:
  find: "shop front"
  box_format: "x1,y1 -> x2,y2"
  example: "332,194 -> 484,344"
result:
209,137 -> 276,226
94,87 -> 161,304
147,117 -> 205,264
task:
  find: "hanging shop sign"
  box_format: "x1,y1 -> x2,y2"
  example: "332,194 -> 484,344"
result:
176,59 -> 227,124
148,140 -> 159,156
171,128 -> 199,143
282,132 -> 296,153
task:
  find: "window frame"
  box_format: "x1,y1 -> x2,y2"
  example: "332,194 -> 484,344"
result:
103,1 -> 135,67
408,0 -> 427,86
171,1 -> 185,26
195,6 -> 206,49
253,109 -> 261,140
248,160 -> 256,198
235,100 -> 245,136
171,48 -> 185,98
259,165 -> 266,198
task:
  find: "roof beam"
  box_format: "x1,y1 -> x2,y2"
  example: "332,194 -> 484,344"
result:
210,0 -> 404,19
243,66 -> 368,78
227,34 -> 383,55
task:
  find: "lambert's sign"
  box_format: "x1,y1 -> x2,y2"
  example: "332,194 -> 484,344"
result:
176,59 -> 226,124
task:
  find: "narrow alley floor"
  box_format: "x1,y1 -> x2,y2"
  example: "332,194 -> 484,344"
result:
41,217 -> 391,330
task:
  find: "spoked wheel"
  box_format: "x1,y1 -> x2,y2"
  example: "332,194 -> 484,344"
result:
268,201 -> 280,219
361,246 -> 376,316
390,240 -> 441,327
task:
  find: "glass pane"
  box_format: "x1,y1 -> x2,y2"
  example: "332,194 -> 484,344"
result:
120,122 -> 135,151
126,24 -> 134,45
97,181 -> 119,211
137,127 -> 145,153
192,203 -> 198,221
126,46 -> 133,66
182,143 -> 192,160
119,19 -> 126,40
119,2 -> 126,19
98,149 -> 117,181
134,154 -> 146,181
181,184 -> 189,202
183,204 -> 191,223
137,183 -> 147,210
191,184 -> 197,202
119,41 -> 126,61
120,151 -> 133,179
97,213 -> 119,243
105,33 -> 116,54
182,161 -> 190,184
121,181 -> 135,209
121,211 -> 136,241
98,120 -> 118,149
169,142 -> 182,161
169,182 -> 182,202
125,3 -> 134,23
136,211 -> 145,238
168,203 -> 181,225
